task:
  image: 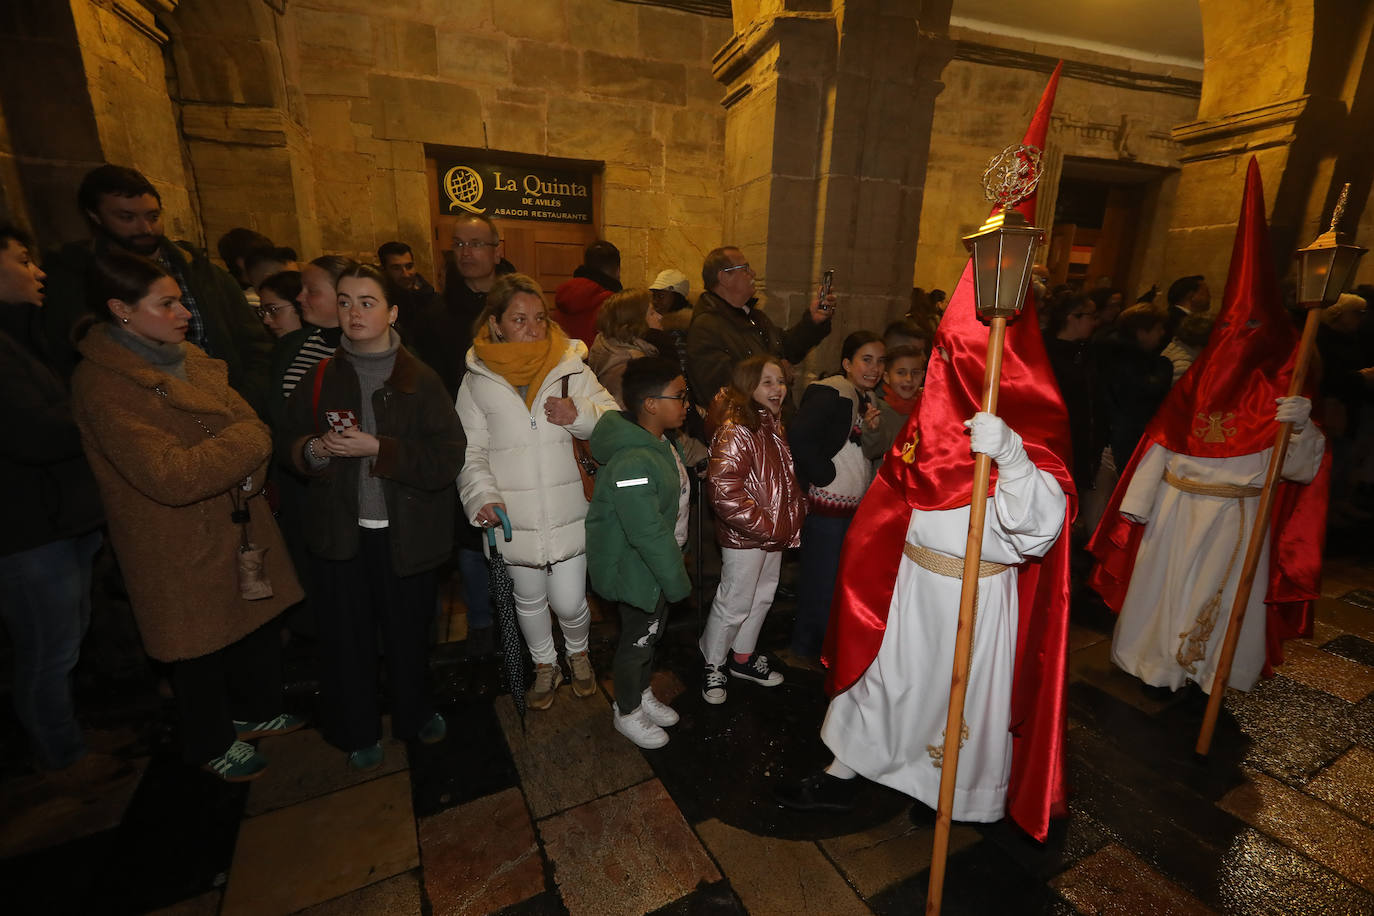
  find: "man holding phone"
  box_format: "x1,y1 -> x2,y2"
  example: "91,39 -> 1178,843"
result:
686,247 -> 835,409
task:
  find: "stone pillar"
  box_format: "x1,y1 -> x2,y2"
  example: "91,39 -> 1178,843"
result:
714,0 -> 953,371
0,0 -> 196,248
164,0 -> 321,259
1167,0 -> 1374,286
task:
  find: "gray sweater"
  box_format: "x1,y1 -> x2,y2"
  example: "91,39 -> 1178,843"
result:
341,330 -> 400,524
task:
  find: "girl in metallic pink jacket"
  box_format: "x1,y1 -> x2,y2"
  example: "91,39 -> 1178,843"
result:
699,356 -> 806,705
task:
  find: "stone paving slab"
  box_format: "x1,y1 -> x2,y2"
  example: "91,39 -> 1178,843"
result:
1218,769 -> 1374,893
495,692 -> 654,819
1305,745 -> 1374,827
818,810 -> 980,898
696,818 -> 869,916
298,871 -> 423,915
1277,642 -> 1374,703
538,779 -> 719,916
222,771 -> 419,915
1050,843 -> 1216,915
246,725 -> 407,816
418,787 -> 544,916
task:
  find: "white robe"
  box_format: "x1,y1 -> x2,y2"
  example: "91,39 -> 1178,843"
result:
820,461 -> 1066,822
1110,425 -> 1324,694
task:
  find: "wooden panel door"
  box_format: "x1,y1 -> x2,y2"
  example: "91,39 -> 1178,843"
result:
426,158 -> 597,300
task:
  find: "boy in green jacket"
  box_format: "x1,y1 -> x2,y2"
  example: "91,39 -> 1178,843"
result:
586,357 -> 693,748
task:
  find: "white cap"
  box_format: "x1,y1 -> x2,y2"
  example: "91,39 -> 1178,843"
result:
649,269 -> 690,299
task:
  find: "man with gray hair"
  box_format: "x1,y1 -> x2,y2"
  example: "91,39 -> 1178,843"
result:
685,246 -> 833,408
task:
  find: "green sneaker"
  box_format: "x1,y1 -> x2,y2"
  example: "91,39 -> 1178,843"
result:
348,742 -> 384,772
234,713 -> 306,740
418,713 -> 446,745
203,740 -> 269,782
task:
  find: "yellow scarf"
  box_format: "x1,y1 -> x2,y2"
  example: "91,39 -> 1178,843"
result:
473,323 -> 570,409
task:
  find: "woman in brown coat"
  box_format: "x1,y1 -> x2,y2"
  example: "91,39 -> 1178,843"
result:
71,250 -> 304,782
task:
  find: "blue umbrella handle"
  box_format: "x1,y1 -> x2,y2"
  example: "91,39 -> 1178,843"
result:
485,506 -> 514,548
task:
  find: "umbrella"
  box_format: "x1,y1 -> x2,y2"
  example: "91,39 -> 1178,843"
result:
484,507 -> 527,722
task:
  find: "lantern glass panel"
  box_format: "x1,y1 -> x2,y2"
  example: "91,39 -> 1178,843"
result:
1297,248 -> 1334,305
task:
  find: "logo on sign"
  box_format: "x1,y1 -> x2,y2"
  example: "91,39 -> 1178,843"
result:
443,166 -> 486,214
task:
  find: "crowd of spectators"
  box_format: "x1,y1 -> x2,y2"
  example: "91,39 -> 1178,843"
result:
4,159 -> 1372,777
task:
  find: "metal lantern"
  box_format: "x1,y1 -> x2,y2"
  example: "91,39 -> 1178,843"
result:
1296,183 -> 1367,308
963,145 -> 1046,322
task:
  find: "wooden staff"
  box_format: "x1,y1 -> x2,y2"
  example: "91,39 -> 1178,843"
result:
925,315 -> 1009,916
1194,310 -> 1322,755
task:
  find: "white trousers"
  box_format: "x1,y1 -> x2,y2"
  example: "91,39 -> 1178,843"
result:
699,547 -> 782,666
509,555 -> 591,665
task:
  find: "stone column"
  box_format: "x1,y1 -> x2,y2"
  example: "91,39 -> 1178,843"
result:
1167,0 -> 1374,286
713,0 -> 953,371
163,0 -> 321,258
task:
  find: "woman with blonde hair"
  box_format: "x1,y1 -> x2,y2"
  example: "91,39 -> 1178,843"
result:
456,273 -> 618,710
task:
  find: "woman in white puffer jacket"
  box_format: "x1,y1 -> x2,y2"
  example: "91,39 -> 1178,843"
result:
456,274 -> 618,711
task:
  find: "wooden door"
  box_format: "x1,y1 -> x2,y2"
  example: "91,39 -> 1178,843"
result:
1085,187 -> 1143,290
426,159 -> 598,300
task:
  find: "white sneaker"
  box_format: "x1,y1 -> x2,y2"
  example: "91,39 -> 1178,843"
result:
702,664 -> 728,705
640,688 -> 680,727
613,702 -> 669,749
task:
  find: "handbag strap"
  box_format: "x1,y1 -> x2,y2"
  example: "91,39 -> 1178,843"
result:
311,357 -> 331,435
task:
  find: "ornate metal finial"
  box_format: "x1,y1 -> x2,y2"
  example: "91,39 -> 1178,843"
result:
1330,183 -> 1351,233
981,144 -> 1043,208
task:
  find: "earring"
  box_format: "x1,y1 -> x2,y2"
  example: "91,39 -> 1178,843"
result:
121,317 -> 129,325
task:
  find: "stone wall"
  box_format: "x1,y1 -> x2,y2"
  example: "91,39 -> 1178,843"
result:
915,27 -> 1201,298
168,0 -> 733,286
70,0 -> 199,244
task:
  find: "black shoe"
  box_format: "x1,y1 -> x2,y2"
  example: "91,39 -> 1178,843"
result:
1140,682 -> 1175,703
774,771 -> 857,812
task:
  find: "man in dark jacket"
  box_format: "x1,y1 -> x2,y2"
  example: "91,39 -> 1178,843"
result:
40,165 -> 274,416
0,224 -> 104,772
686,246 -> 833,409
378,240 -> 437,339
554,239 -> 622,347
409,214 -> 512,401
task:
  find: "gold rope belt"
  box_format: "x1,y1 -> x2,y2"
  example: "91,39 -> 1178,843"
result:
1164,470 -> 1261,499
903,543 -> 1010,578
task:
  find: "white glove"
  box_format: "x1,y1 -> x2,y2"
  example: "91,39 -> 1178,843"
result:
964,412 -> 1027,468
1275,396 -> 1311,430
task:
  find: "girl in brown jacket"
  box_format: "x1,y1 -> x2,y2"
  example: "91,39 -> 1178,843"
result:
700,356 -> 805,704
72,250 -> 304,782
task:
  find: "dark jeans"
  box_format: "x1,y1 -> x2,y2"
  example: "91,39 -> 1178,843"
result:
0,531 -> 101,769
613,596 -> 669,714
172,617 -> 283,763
457,547 -> 492,630
313,528 -> 437,752
791,512 -> 852,659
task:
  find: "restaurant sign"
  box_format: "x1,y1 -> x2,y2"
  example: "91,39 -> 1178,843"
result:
437,158 -> 594,224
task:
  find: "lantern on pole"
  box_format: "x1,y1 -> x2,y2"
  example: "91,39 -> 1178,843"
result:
1195,182 -> 1367,757
963,145 -> 1046,321
1295,184 -> 1367,308
926,143 -> 1045,916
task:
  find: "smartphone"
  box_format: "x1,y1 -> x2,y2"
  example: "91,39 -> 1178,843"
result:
325,409 -> 358,434
818,268 -> 835,311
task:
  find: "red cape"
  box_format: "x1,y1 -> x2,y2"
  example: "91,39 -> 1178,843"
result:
823,64 -> 1076,843
1087,158 -> 1329,675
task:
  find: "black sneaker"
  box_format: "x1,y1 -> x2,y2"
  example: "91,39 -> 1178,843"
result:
774,771 -> 858,812
726,652 -> 784,686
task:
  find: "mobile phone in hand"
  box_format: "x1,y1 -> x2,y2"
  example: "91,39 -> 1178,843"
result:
325,409 -> 358,434
819,268 -> 835,311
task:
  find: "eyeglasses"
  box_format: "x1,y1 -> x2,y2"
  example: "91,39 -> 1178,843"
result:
453,240 -> 499,251
720,263 -> 753,275
648,392 -> 691,403
255,304 -> 292,319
